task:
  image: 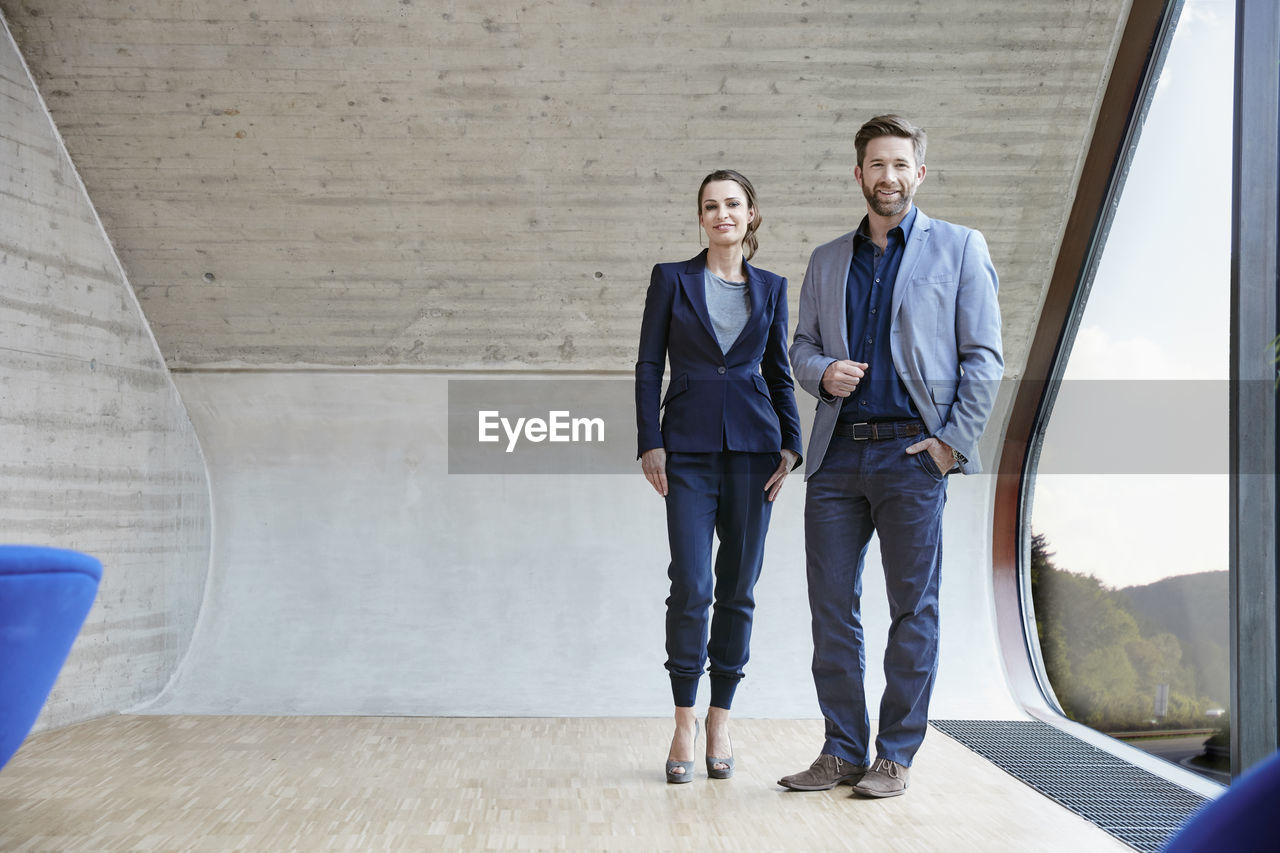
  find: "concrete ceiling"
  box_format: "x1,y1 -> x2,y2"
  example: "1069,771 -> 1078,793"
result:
1,0 -> 1130,373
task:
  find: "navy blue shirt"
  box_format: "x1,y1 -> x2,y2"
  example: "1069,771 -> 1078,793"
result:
838,207 -> 921,424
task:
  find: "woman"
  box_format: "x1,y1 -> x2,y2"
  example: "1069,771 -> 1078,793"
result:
635,169 -> 803,782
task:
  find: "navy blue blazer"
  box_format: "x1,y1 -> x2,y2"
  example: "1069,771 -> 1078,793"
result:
635,250 -> 804,462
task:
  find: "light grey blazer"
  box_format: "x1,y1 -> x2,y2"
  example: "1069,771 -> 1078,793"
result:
789,208 -> 1004,478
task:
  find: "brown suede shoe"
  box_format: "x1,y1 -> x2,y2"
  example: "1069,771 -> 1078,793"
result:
778,754 -> 867,791
851,758 -> 909,797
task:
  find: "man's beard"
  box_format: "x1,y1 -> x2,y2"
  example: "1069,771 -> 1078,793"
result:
862,180 -> 914,217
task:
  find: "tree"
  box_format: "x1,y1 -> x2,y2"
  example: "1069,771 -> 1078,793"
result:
1029,531 -> 1214,730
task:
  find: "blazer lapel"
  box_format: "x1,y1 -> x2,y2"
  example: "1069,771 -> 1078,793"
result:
828,232 -> 855,361
892,209 -> 932,321
678,252 -> 720,346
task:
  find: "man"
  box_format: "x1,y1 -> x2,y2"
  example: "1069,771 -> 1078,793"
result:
779,115 -> 1003,798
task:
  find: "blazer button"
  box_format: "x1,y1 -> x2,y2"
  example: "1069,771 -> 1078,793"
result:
717,366 -> 726,374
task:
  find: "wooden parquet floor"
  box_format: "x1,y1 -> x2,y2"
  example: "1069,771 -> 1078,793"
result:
0,716 -> 1130,852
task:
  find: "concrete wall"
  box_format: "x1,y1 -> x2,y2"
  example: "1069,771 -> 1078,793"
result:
0,24 -> 210,728
0,0 -> 1131,377
0,0 -> 1132,722
145,372 -> 1021,719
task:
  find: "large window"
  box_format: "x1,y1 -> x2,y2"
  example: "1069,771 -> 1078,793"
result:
1028,0 -> 1234,784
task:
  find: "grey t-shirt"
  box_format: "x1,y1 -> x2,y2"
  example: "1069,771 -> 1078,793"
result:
704,269 -> 751,354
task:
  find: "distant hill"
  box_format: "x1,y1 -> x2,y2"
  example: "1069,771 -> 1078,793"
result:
1119,571 -> 1228,707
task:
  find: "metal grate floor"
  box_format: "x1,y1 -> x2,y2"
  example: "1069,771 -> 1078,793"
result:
931,719 -> 1210,852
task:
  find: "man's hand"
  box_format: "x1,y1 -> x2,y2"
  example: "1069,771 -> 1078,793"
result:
906,437 -> 956,476
821,360 -> 868,398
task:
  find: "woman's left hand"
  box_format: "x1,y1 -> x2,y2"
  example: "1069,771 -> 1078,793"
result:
763,449 -> 800,502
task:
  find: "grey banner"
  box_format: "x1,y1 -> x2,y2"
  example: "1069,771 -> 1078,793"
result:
448,379 -> 635,474
1033,379 -> 1232,475
447,378 -> 1259,475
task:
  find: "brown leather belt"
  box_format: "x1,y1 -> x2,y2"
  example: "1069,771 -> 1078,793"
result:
832,420 -> 927,440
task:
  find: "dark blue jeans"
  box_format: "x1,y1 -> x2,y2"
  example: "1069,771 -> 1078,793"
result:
804,432 -> 948,767
663,450 -> 778,710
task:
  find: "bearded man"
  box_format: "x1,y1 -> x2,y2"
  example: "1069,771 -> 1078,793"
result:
779,115 -> 1004,798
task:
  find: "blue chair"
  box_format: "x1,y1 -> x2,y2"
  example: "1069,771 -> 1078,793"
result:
1162,748 -> 1280,852
0,545 -> 102,770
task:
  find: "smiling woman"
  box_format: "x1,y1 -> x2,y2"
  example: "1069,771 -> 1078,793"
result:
699,172 -> 762,260
635,168 -> 802,784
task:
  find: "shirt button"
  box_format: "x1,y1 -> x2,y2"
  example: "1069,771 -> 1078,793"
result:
717,366 -> 726,375
871,308 -> 877,314
866,337 -> 873,344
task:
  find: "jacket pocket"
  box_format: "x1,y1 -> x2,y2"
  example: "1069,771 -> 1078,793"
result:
751,373 -> 772,399
914,447 -> 947,481
911,275 -> 956,337
930,383 -> 957,405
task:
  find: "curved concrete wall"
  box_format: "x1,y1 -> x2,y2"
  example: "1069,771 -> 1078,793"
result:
0,25 -> 211,728
0,0 -> 1131,722
144,372 -> 1021,719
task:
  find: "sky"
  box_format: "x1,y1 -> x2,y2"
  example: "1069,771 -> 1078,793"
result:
1030,0 -> 1234,590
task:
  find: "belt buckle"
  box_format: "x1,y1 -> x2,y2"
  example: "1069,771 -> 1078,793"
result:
852,421 -> 871,440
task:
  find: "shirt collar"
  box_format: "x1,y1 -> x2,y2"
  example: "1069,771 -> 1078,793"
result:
854,205 -> 918,248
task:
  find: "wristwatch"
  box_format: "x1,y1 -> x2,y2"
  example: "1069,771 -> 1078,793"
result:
951,447 -> 966,466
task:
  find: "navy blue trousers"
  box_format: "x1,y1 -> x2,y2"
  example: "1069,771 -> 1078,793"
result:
663,450 -> 778,709
804,433 -> 947,767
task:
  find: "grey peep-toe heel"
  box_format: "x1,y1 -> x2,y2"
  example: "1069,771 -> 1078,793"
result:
665,720 -> 699,784
705,716 -> 733,779
706,754 -> 734,779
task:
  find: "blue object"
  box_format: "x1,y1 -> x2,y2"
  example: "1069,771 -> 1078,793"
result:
634,250 -> 804,460
803,431 -> 948,769
0,545 -> 102,770
663,449 -> 777,710
839,206 -> 918,423
1163,749 -> 1280,852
